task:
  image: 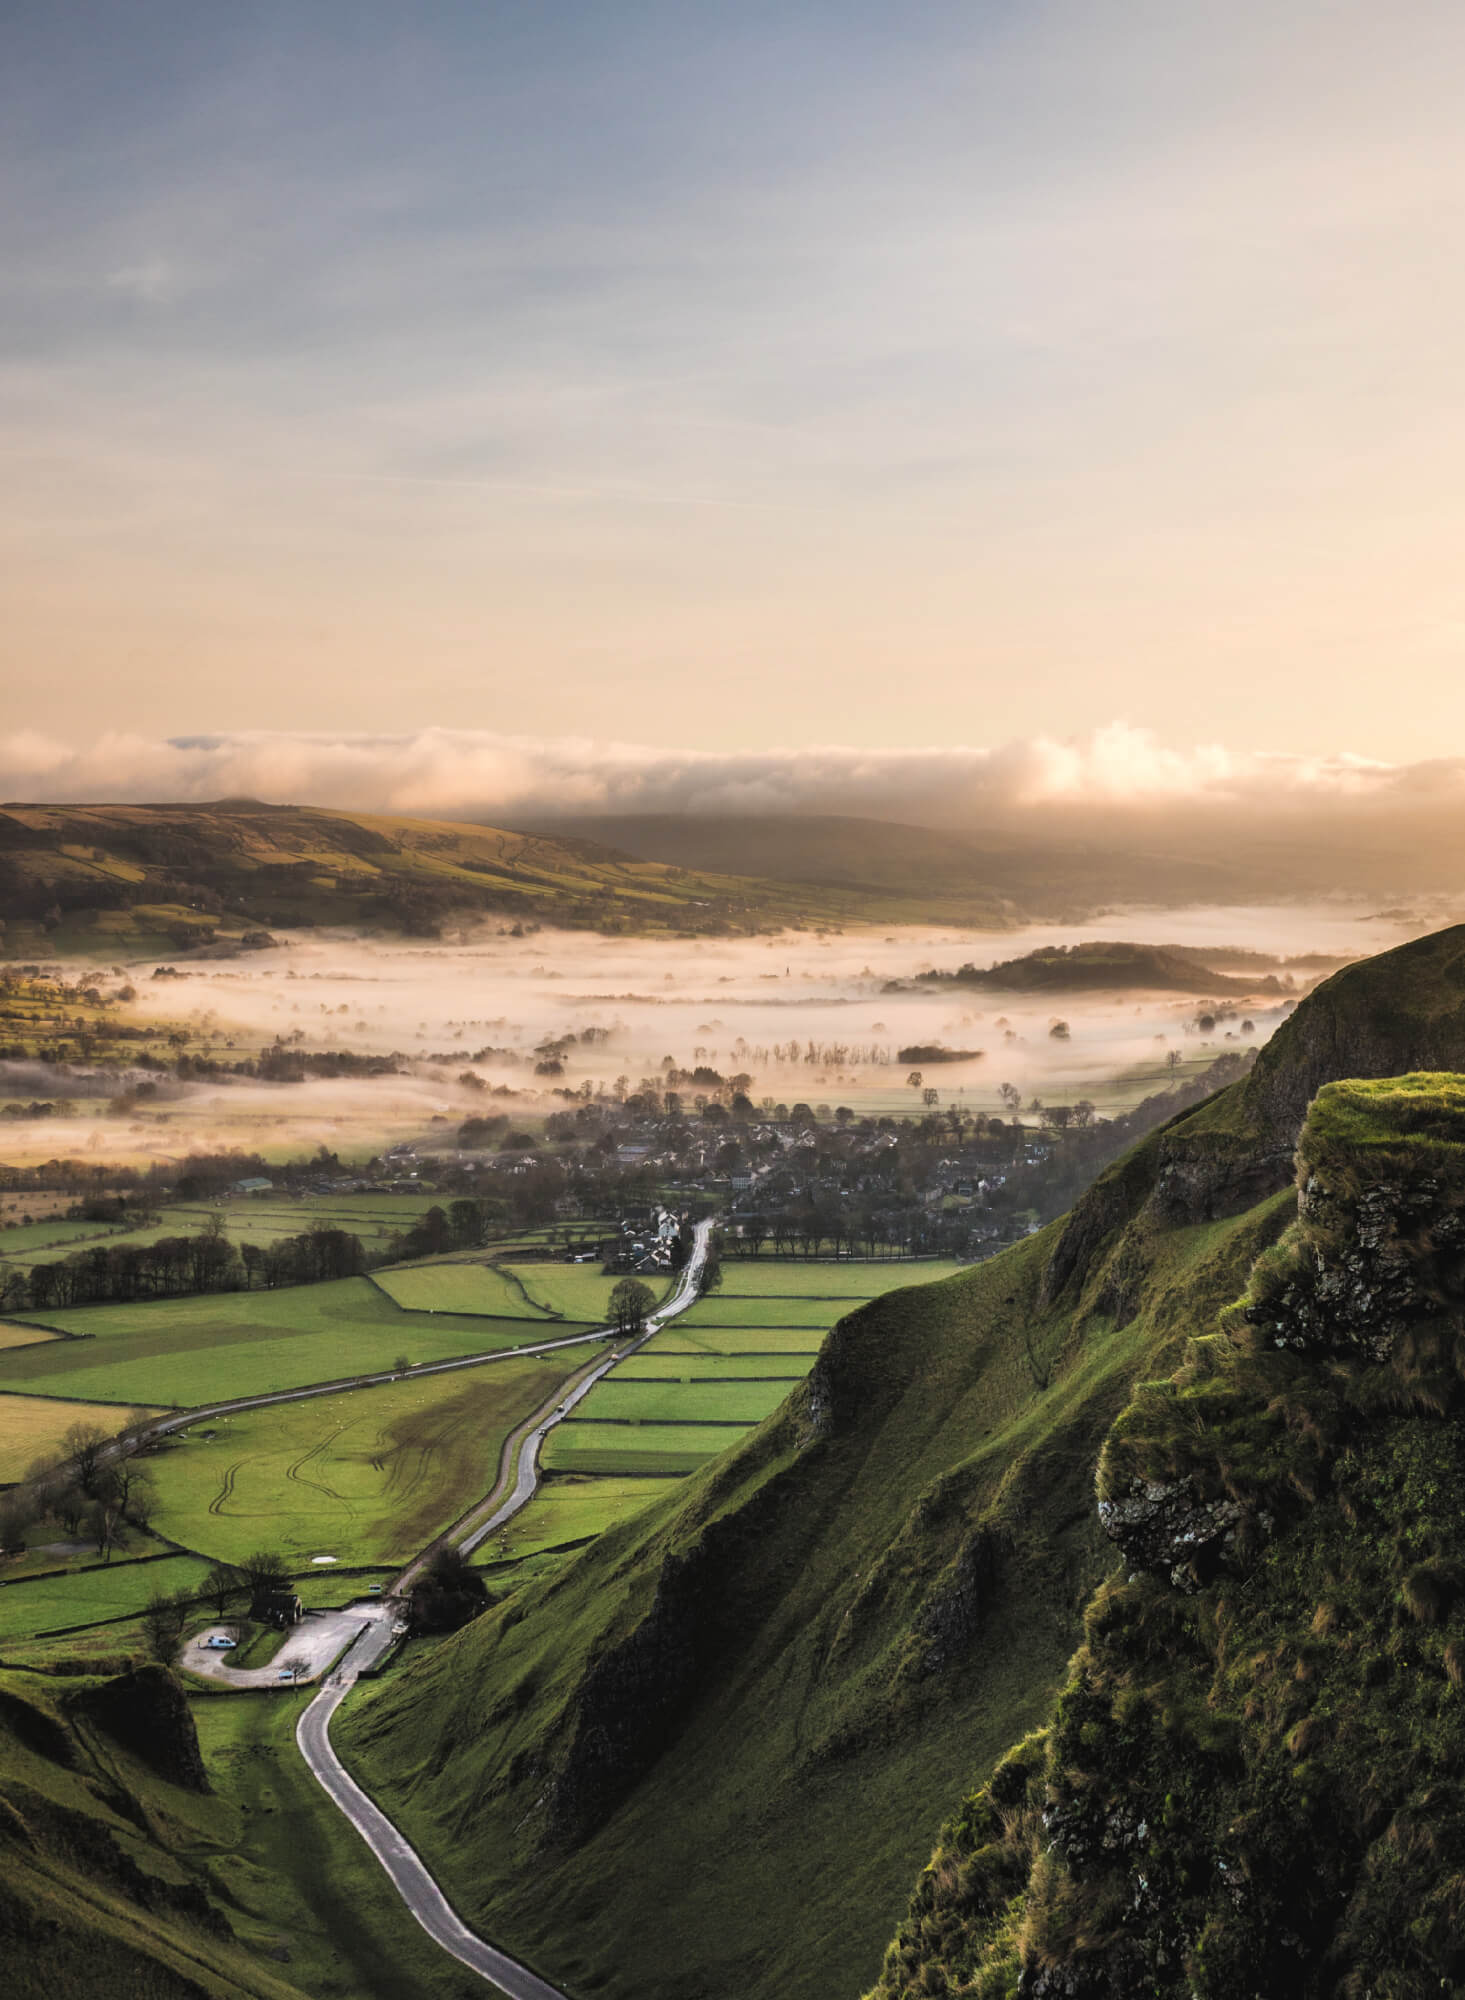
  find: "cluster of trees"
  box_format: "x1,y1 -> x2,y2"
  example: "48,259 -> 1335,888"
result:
1,1215 -> 364,1314
1,1414 -> 157,1564
408,1546 -> 489,1634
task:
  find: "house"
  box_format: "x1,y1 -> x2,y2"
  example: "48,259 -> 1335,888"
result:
252,1589 -> 303,1629
233,1176 -> 273,1196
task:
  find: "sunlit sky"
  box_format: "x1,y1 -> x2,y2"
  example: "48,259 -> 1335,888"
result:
6,0 -> 1465,775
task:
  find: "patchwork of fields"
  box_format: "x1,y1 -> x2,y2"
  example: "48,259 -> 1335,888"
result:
0,1254 -> 969,1653
0,1274 -> 595,1408
520,1259 -> 966,1547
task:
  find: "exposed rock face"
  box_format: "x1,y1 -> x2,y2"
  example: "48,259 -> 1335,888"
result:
915,1526 -> 1003,1672
1097,1481 -> 1246,1591
545,1547 -> 704,1846
74,1666 -> 209,1793
1249,1174 -> 1465,1360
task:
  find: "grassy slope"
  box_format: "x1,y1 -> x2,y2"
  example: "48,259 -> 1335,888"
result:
340,1196 -> 1289,2000
0,1665 -> 313,2000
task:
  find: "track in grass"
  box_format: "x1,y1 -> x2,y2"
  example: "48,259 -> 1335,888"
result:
147,1355 -> 576,1565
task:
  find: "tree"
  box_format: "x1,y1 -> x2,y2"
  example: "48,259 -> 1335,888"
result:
409,1546 -> 490,1634
278,1655 -> 311,1684
143,1588 -> 189,1665
699,1247 -> 724,1298
62,1419 -> 110,1496
242,1549 -> 290,1601
998,1082 -> 1022,1113
1049,1020 -> 1070,1040
906,1070 -> 924,1091
203,1561 -> 243,1617
609,1277 -> 655,1335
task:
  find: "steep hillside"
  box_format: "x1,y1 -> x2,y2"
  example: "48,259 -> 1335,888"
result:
0,800 -> 888,956
339,922 -> 1465,2000
873,1073 -> 1465,1997
0,1661 -> 308,1999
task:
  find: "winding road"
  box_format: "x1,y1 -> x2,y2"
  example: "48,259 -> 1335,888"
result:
294,1222 -> 716,1999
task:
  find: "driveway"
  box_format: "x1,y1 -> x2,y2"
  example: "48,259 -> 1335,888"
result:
182,1602 -> 394,1687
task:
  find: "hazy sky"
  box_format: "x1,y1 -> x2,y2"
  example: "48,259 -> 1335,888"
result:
6,1 -> 1465,771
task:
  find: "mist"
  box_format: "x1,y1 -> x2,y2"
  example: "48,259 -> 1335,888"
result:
0,899 -> 1427,1169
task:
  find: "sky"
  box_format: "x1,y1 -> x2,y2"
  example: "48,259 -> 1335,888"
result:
5,0 -> 1465,794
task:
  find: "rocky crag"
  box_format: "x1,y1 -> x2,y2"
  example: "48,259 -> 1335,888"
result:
873,1073 -> 1465,1997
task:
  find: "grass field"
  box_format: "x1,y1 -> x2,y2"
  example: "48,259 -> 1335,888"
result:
145,1354 -> 573,1565
642,1325 -> 825,1357
540,1422 -> 736,1476
0,1322 -> 58,1351
613,1353 -> 809,1381
371,1262 -> 555,1317
486,1474 -> 685,1559
0,1551 -> 215,1642
0,1392 -> 161,1480
505,1264 -> 666,1321
572,1378 -> 791,1426
0,1276 -> 586,1409
675,1296 -> 858,1329
718,1259 -> 967,1296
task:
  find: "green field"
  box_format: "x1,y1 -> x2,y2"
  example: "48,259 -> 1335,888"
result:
614,1353 -> 809,1381
573,1378 -> 791,1426
0,1551 -> 215,1642
540,1423 -> 735,1476
488,1474 -> 685,1559
371,1262 -> 555,1317
0,1276 -> 587,1410
675,1295 -> 857,1328
642,1325 -> 825,1357
145,1355 -> 574,1565
505,1263 -> 666,1321
718,1258 -> 966,1296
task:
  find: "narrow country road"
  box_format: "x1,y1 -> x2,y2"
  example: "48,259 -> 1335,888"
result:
295,1221 -> 716,1998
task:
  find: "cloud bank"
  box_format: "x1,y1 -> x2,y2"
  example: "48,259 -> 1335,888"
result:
2,724 -> 1462,850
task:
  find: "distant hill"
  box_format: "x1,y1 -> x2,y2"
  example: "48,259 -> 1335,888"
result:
527,812 -> 1247,919
0,801 -> 924,957
907,938 -> 1293,996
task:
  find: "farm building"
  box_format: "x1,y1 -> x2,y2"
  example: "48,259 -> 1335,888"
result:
253,1589 -> 303,1628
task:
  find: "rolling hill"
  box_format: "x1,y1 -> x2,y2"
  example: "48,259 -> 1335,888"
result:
0,800 -> 921,957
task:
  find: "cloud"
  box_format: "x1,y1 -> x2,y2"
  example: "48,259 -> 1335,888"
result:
0,723 -> 1458,844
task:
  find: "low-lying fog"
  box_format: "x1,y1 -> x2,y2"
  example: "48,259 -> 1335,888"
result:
6,901 -> 1428,1167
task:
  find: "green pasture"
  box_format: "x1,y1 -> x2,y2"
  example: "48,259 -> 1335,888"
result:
718,1258 -> 966,1297
0,1276 -> 586,1408
505,1263 -> 666,1322
372,1262 -> 554,1317
575,1378 -> 791,1426
676,1295 -> 851,1329
614,1352 -> 809,1381
0,1552 -> 215,1643
541,1423 -> 734,1477
644,1324 -> 825,1357
488,1474 -> 685,1559
145,1354 -> 574,1565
